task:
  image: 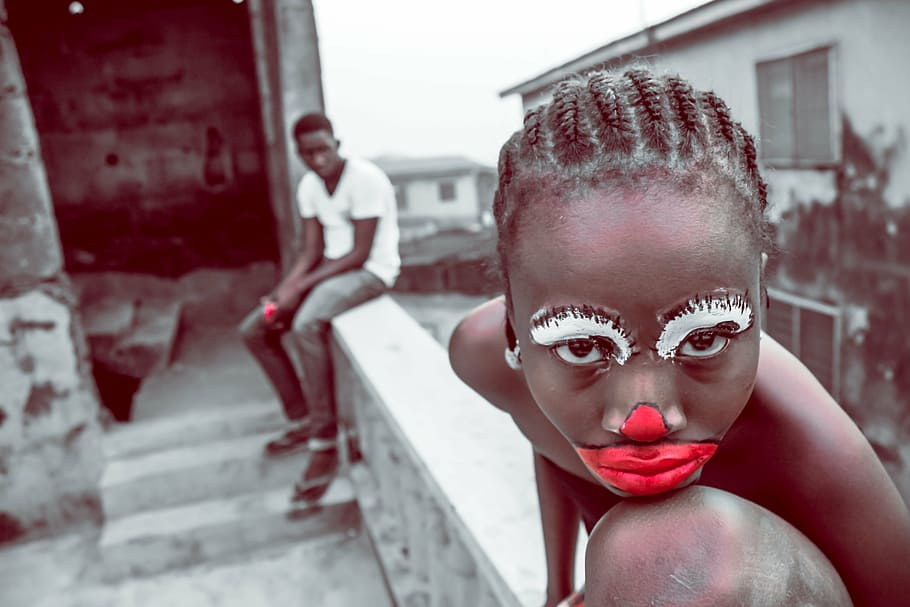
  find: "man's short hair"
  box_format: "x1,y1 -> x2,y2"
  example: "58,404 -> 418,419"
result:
293,113 -> 333,139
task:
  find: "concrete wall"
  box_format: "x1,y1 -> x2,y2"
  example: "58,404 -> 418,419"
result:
521,0 -> 910,218
331,296 -> 562,607
248,0 -> 324,272
1,0 -> 103,544
8,0 -> 277,275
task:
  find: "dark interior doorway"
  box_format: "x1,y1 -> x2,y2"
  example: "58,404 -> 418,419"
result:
7,0 -> 279,276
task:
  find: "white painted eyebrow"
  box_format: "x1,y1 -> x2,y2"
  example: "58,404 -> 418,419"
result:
529,307 -> 634,365
655,296 -> 754,359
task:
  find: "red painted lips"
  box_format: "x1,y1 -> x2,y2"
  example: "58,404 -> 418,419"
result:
576,442 -> 718,496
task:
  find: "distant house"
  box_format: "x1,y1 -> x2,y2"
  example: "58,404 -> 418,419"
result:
500,0 -> 910,219
372,155 -> 497,240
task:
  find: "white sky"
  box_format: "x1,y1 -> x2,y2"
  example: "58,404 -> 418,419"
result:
312,0 -> 712,166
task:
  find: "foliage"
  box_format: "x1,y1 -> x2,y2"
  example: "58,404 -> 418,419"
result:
772,117 -> 910,396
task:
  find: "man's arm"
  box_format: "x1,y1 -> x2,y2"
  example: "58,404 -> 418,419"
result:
269,217 -> 326,313
272,217 -> 378,312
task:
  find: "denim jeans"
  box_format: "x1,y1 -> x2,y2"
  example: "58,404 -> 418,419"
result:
239,268 -> 386,440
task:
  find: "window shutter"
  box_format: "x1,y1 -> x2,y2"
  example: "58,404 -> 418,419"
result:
794,48 -> 833,164
757,59 -> 796,161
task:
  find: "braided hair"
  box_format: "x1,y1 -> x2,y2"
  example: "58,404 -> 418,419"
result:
494,67 -> 771,304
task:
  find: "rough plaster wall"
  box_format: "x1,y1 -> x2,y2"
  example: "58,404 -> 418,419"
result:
1,0 -> 103,544
334,351 -> 504,607
9,0 -> 276,274
0,288 -> 104,542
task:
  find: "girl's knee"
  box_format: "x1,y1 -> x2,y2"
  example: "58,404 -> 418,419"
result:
585,486 -> 851,606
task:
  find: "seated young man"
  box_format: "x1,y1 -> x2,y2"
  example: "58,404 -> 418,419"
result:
239,112 -> 399,501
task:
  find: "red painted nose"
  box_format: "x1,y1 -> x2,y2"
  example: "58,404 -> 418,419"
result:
620,404 -> 670,442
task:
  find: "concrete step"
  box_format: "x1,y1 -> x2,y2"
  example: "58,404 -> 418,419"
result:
104,400 -> 285,459
101,430 -> 307,519
90,477 -> 359,582
35,523 -> 392,607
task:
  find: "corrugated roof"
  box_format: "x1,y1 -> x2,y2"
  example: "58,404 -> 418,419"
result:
499,0 -> 787,99
371,155 -> 495,178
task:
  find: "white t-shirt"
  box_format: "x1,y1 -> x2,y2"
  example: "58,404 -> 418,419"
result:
297,157 -> 401,287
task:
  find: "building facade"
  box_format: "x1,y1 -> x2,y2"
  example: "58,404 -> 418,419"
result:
502,0 -> 910,219
372,155 -> 496,241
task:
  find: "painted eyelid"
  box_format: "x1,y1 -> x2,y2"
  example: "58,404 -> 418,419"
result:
656,309 -> 753,360
529,315 -> 634,365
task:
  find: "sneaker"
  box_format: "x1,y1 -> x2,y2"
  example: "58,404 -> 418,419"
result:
264,422 -> 312,458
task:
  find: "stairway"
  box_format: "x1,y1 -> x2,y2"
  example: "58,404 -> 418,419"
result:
83,401 -> 359,582
26,400 -> 393,606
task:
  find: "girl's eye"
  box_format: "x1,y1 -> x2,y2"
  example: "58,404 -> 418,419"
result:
678,331 -> 730,358
553,338 -> 614,366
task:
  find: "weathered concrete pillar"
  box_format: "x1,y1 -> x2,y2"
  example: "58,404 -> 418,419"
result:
0,0 -> 103,543
247,0 -> 324,272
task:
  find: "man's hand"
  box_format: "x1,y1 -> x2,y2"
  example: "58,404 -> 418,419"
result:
261,285 -> 303,325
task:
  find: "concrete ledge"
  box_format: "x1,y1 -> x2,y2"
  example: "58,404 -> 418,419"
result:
332,295 -> 547,607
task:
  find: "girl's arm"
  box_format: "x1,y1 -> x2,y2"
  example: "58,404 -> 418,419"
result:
449,298 -> 591,606
534,450 -> 581,607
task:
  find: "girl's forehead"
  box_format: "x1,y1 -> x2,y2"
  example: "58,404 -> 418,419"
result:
508,185 -> 760,318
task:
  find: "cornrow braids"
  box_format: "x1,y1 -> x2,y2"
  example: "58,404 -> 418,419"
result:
587,71 -> 635,155
625,69 -> 671,156
493,66 -> 772,305
548,79 -> 597,166
666,75 -> 704,157
522,106 -> 545,150
736,122 -> 768,214
700,90 -> 737,150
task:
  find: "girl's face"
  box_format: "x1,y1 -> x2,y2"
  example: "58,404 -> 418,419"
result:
508,183 -> 763,497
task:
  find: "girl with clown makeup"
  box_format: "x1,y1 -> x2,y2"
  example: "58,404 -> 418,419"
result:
449,67 -> 910,607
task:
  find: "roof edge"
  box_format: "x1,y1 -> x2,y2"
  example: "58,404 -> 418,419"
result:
499,0 -> 786,99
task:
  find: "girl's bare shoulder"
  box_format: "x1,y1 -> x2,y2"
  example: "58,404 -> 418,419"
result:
448,296 -> 530,414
